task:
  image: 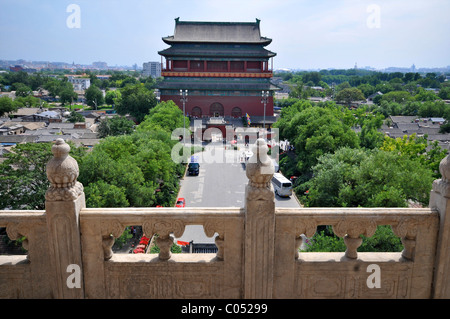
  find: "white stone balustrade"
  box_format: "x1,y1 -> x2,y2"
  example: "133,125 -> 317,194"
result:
1,138 -> 450,298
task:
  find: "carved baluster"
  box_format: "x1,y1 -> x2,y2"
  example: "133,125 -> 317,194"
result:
144,220 -> 185,260
343,236 -> 363,259
295,220 -> 317,259
215,235 -> 224,260
6,222 -> 28,259
333,219 -> 377,259
294,236 -> 303,258
392,218 -> 418,260
156,235 -> 174,260
100,220 -> 125,260
204,220 -> 224,260
102,234 -> 115,260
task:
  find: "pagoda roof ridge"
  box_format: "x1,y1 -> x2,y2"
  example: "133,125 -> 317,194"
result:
162,18 -> 272,45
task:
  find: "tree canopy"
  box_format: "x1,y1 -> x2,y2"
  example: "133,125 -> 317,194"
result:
137,100 -> 187,134
114,83 -> 157,123
97,116 -> 135,138
274,100 -> 360,176
301,147 -> 435,208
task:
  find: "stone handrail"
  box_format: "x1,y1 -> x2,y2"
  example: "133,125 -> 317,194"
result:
80,207 -> 243,261
276,207 -> 437,260
1,138 -> 450,299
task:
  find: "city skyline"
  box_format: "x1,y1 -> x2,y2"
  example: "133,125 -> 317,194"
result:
0,0 -> 449,70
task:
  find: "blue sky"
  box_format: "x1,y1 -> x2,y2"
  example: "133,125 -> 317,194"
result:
0,0 -> 449,70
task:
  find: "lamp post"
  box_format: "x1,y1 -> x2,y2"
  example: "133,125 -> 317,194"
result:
180,89 -> 188,146
261,90 -> 269,138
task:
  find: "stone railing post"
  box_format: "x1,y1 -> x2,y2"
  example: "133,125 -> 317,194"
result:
429,154 -> 450,298
45,138 -> 85,298
244,138 -> 275,298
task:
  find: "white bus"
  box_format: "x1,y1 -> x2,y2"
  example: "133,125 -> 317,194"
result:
272,173 -> 292,197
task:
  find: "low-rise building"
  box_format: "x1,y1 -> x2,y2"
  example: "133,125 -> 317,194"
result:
66,75 -> 91,90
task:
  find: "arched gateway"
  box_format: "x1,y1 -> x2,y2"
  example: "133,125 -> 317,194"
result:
231,107 -> 242,117
191,106 -> 202,118
210,102 -> 224,117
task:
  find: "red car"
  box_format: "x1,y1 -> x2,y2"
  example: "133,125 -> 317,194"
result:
176,198 -> 185,208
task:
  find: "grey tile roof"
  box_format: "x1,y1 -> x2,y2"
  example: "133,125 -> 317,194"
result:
0,135 -> 38,143
390,116 -> 418,124
163,19 -> 272,45
36,135 -> 71,143
396,123 -> 420,132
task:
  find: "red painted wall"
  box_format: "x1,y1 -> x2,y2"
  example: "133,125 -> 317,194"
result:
161,94 -> 274,117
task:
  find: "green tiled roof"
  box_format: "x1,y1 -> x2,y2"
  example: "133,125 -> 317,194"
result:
158,78 -> 280,91
158,44 -> 276,59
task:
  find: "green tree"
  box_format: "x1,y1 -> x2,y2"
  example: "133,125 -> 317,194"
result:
274,102 -> 360,176
43,78 -> 62,97
288,82 -> 309,99
380,134 -> 447,178
378,91 -> 414,104
14,83 -> 33,97
84,180 -> 129,208
137,100 -> 187,134
0,143 -> 52,209
0,142 -> 85,210
302,147 -> 435,208
303,225 -> 403,253
415,88 -> 440,102
438,87 -> 450,100
358,115 -> 385,149
78,129 -> 184,208
59,86 -> 78,106
97,116 -> 135,138
335,87 -> 365,105
302,72 -> 321,86
85,85 -> 104,108
14,95 -> 43,108
357,83 -> 376,98
67,110 -> 85,123
418,100 -> 447,118
105,89 -> 121,105
0,96 -> 18,117
115,83 -> 157,123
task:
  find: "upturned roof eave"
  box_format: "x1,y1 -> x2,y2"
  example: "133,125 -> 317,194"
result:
162,37 -> 272,46
157,49 -> 276,59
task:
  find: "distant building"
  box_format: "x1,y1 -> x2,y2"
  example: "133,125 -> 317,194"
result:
367,91 -> 383,102
9,65 -> 36,73
143,62 -> 161,78
92,61 -> 108,69
158,18 -> 278,119
67,75 -> 91,90
96,75 -> 111,81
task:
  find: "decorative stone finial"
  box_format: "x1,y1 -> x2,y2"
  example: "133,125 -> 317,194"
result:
45,138 -> 83,201
439,155 -> 450,183
245,138 -> 274,201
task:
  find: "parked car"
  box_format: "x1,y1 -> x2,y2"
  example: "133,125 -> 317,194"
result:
188,162 -> 200,176
176,198 -> 185,208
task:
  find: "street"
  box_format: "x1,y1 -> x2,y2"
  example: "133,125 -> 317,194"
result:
178,143 -> 302,208
175,143 -> 301,244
